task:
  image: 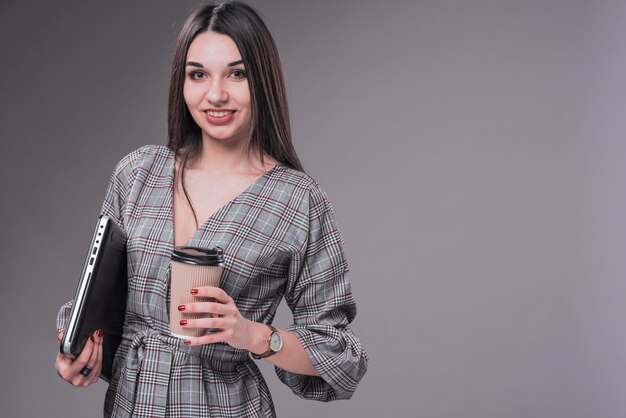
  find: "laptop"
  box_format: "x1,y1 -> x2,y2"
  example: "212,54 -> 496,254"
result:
60,215 -> 127,382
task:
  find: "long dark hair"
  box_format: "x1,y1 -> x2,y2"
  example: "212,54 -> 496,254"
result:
168,1 -> 302,174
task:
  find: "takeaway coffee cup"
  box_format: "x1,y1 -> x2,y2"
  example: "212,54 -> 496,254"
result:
170,246 -> 224,338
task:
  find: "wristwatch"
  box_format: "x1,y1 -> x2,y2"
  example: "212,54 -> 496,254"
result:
250,325 -> 283,360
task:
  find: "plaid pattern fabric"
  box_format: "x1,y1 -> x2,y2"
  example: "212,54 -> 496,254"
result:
57,145 -> 367,417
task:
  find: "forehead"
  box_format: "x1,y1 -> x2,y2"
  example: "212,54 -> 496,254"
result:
186,31 -> 242,64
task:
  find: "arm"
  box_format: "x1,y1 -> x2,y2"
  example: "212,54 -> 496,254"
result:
275,184 -> 368,401
247,322 -> 319,376
179,287 -> 318,376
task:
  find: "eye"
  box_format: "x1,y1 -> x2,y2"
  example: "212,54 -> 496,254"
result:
230,69 -> 247,79
187,70 -> 205,80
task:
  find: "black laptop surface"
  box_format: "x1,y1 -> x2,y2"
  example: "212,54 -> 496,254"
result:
60,215 -> 127,382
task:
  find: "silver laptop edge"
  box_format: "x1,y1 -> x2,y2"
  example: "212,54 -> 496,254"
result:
61,215 -> 110,358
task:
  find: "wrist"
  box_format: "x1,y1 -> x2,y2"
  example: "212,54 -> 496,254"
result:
246,320 -> 271,354
250,324 -> 283,359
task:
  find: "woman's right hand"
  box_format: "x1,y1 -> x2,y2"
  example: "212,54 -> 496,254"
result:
55,330 -> 103,387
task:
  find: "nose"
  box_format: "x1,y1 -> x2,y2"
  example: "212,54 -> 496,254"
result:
206,78 -> 228,104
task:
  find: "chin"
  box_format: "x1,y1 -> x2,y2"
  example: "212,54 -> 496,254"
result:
203,131 -> 246,144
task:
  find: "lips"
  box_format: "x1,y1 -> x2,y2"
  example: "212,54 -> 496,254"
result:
205,109 -> 235,125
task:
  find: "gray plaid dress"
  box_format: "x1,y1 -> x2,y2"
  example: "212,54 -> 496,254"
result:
57,145 -> 367,417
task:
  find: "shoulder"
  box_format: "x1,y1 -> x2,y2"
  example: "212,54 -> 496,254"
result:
116,144 -> 173,170
273,167 -> 345,252
111,144 -> 174,179
269,165 -> 334,213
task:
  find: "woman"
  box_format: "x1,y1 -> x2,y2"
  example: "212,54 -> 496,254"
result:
55,2 -> 367,417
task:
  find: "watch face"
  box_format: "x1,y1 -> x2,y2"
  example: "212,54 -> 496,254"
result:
269,331 -> 283,352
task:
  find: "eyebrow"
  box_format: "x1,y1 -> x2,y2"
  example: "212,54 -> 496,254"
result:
185,59 -> 244,68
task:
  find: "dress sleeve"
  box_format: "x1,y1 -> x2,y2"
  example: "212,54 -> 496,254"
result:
276,184 -> 368,401
56,153 -> 132,334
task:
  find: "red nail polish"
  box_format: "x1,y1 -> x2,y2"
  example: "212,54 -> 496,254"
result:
178,305 -> 185,311
184,340 -> 191,345
190,288 -> 198,295
90,336 -> 95,342
180,320 -> 187,326
97,329 -> 103,338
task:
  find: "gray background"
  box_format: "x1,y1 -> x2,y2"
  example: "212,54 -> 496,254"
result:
1,0 -> 625,417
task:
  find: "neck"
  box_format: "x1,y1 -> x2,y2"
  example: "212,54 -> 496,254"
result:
186,135 -> 270,176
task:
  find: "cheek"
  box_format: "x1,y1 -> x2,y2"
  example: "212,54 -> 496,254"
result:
183,83 -> 203,107
234,83 -> 251,109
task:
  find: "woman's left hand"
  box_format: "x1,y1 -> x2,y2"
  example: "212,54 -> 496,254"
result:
178,286 -> 257,350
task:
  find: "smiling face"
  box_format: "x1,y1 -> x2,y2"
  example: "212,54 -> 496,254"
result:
183,31 -> 252,146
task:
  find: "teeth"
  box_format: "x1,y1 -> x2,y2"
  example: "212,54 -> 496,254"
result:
207,110 -> 232,117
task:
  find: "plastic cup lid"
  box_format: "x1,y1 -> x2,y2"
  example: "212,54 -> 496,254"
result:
171,246 -> 224,265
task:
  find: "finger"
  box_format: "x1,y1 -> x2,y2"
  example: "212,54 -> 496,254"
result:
69,336 -> 95,387
55,348 -> 73,378
57,331 -> 70,359
182,301 -> 234,316
87,334 -> 99,365
180,316 -> 234,330
55,331 -> 76,377
86,330 -> 103,385
190,286 -> 231,303
70,335 -> 95,375
56,332 -> 70,363
183,331 -> 228,346
82,332 -> 100,384
56,348 -> 72,366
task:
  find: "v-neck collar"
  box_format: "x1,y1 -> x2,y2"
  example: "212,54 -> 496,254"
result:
165,148 -> 282,248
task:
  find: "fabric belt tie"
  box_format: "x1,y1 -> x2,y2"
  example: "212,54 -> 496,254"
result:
113,328 -> 251,418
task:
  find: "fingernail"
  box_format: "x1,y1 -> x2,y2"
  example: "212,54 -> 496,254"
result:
178,305 -> 185,311
184,340 -> 191,345
90,336 -> 95,342
97,329 -> 103,338
180,320 -> 187,326
190,288 -> 198,295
